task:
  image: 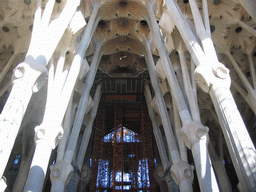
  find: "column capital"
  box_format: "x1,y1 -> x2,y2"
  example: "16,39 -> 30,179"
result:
170,161 -> 194,186
181,121 -> 209,149
195,62 -> 231,93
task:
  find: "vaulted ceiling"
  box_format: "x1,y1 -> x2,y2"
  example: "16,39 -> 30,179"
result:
0,0 -> 256,158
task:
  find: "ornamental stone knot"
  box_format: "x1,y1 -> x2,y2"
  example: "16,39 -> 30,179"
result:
181,121 -> 209,149
50,161 -> 74,183
12,55 -> 48,92
34,124 -> 64,149
195,62 -> 230,93
170,161 -> 194,185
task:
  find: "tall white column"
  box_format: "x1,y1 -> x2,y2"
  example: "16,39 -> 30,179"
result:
0,58 -> 47,183
50,44 -> 103,192
76,83 -> 102,170
163,0 -> 256,190
23,136 -> 58,192
145,1 -> 192,126
0,0 -> 81,181
208,142 -> 232,192
64,83 -> 102,191
144,83 -> 179,192
145,2 -> 219,191
144,83 -> 169,170
144,38 -> 180,164
12,133 -> 35,192
207,74 -> 256,191
144,37 -> 194,192
63,46 -> 103,165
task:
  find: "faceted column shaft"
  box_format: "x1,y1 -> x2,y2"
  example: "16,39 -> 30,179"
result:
23,60 -> 66,192
61,83 -> 102,191
144,83 -> 169,171
144,83 -> 179,192
63,46 -> 103,165
53,3 -> 101,124
76,83 -> 102,170
12,131 -> 35,192
145,1 -> 192,126
209,82 -> 256,191
164,0 -> 209,67
50,46 -> 103,192
163,0 -> 256,190
177,46 -> 200,122
208,142 -> 232,192
173,102 -> 187,163
24,19 -> 101,191
23,138 -> 54,192
56,96 -> 76,162
177,48 -> 220,191
188,0 -> 218,63
144,37 -> 195,192
0,63 -> 45,183
0,0 -> 82,181
145,3 -> 219,191
144,38 -> 180,164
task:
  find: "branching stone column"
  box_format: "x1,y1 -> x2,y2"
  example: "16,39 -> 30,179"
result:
65,83 -> 102,191
196,63 -> 256,191
23,124 -> 63,192
145,2 -> 219,191
180,121 -> 217,192
170,161 -> 194,192
0,0 -> 82,182
144,37 -> 193,192
0,58 -> 47,184
144,82 -> 179,192
208,142 -> 232,192
163,0 -> 256,190
50,44 -> 103,192
76,84 -> 102,170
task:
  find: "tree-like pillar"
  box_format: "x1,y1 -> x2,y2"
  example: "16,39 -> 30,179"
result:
23,124 -> 63,192
208,142 -> 232,192
145,2 -> 219,191
170,161 -> 194,192
144,39 -> 180,164
76,83 -> 102,170
63,46 -> 103,165
144,37 -> 194,192
144,82 -> 179,192
144,83 -> 169,170
53,83 -> 102,192
0,57 -> 47,184
0,0 -> 82,182
196,63 -> 256,191
155,0 -> 256,190
180,121 -> 220,191
50,44 -> 103,192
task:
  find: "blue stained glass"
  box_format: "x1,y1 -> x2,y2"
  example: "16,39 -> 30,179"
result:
103,127 -> 140,143
13,155 -> 20,165
95,127 -> 150,190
